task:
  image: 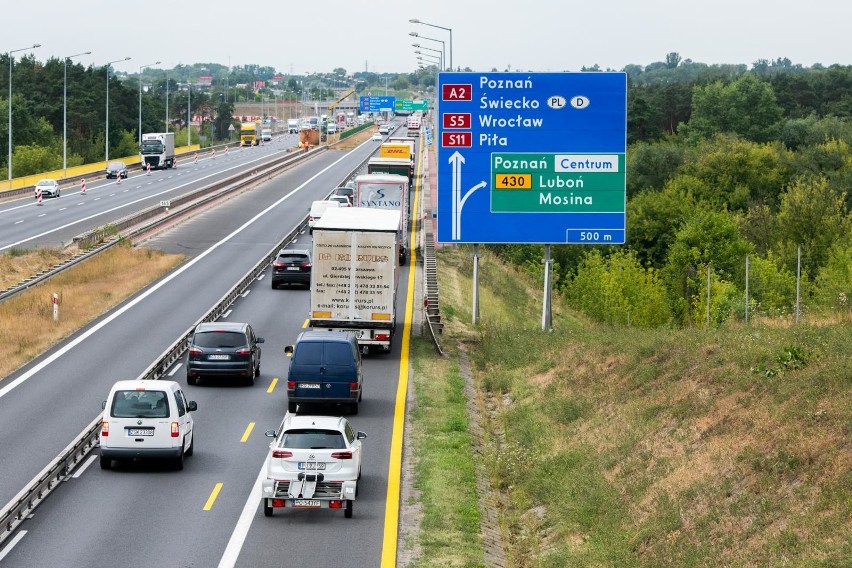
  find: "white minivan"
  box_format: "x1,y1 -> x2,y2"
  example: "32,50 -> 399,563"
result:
99,380 -> 197,470
308,200 -> 341,234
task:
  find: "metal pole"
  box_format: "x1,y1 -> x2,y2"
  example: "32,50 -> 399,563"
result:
706,265 -> 711,328
138,61 -> 161,146
796,245 -> 801,324
62,52 -> 98,177
472,244 -> 480,325
7,44 -> 40,184
187,82 -> 191,146
542,245 -> 553,331
165,73 -> 169,133
745,255 -> 750,324
104,57 -> 130,163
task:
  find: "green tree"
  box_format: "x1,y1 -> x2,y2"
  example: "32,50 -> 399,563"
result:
683,74 -> 783,142
11,143 -> 62,177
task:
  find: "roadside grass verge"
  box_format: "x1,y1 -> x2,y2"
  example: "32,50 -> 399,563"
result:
0,247 -> 75,289
413,245 -> 851,567
0,244 -> 184,378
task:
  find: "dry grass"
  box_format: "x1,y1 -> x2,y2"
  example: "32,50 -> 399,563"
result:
0,244 -> 184,378
0,247 -> 78,289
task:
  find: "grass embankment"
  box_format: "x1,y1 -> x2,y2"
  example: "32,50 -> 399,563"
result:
0,244 -> 184,378
408,245 -> 851,567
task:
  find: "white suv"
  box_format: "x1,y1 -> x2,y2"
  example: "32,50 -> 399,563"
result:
99,380 -> 197,471
262,414 -> 366,518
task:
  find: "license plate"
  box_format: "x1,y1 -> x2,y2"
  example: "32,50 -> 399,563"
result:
286,266 -> 300,271
300,383 -> 321,389
128,428 -> 154,436
208,354 -> 230,360
292,499 -> 321,508
298,462 -> 326,470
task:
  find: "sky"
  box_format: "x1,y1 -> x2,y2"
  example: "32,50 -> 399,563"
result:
6,0 -> 852,76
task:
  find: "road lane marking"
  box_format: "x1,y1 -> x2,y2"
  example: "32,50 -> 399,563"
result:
302,318 -> 309,328
222,309 -> 233,318
240,423 -> 255,442
240,290 -> 251,298
380,134 -> 422,568
168,362 -> 183,376
14,220 -> 23,224
204,483 -> 224,511
0,530 -> 27,561
267,378 -> 278,393
72,455 -> 98,478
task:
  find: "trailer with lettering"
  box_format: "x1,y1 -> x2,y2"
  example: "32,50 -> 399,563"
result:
309,207 -> 401,354
354,173 -> 409,265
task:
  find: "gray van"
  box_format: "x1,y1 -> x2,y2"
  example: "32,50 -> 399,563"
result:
284,331 -> 362,415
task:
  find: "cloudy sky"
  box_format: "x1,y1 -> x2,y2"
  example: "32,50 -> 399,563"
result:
6,0 -> 852,75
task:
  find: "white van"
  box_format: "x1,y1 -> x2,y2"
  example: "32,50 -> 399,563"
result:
99,380 -> 197,470
308,200 -> 341,234
261,128 -> 272,142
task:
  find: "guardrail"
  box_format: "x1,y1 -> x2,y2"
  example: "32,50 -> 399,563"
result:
418,145 -> 444,355
0,146 -> 376,546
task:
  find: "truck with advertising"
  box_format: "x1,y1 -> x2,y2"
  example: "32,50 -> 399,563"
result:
366,157 -> 412,184
140,132 -> 176,169
309,207 -> 402,354
379,142 -> 414,179
287,118 -> 300,134
354,173 -> 409,265
240,122 -> 259,146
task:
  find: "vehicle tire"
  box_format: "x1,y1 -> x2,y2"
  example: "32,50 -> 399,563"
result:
350,402 -> 359,416
174,444 -> 185,470
186,433 -> 194,457
344,500 -> 353,518
99,455 -> 112,470
271,280 -> 277,290
56,190 -> 60,198
187,372 -> 198,386
263,499 -> 273,517
246,371 -> 255,386
288,401 -> 298,414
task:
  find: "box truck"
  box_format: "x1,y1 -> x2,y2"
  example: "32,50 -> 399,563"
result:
140,132 -> 176,169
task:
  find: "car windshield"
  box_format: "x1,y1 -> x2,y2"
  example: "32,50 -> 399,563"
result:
111,390 -> 170,418
140,141 -> 164,153
280,429 -> 346,450
192,331 -> 247,348
280,254 -> 309,263
37,180 -> 53,186
108,163 -> 123,170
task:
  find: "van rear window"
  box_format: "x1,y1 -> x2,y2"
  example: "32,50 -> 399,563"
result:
192,331 -> 246,348
325,343 -> 354,365
111,390 -> 170,418
293,342 -> 323,365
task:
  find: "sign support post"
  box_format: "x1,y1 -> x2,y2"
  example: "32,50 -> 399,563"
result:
472,244 -> 480,325
542,245 -> 553,331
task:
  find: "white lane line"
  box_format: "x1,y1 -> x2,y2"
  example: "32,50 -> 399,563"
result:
71,455 -> 98,478
0,149 -> 353,400
58,208 -> 67,211
168,363 -> 183,377
0,530 -> 27,561
14,220 -> 23,224
240,290 -> 251,298
38,213 -> 46,217
221,309 -> 233,318
217,466 -> 265,568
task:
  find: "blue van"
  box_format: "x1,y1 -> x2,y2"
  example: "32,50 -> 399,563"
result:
284,331 -> 363,415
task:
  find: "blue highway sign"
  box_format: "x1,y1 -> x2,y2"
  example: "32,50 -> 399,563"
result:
360,96 -> 396,113
436,72 -> 627,244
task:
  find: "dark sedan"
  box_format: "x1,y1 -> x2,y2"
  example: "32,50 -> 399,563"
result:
105,161 -> 128,179
186,322 -> 264,386
271,248 -> 312,289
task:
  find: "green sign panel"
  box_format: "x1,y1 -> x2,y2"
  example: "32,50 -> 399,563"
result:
490,153 -> 626,213
394,99 -> 429,112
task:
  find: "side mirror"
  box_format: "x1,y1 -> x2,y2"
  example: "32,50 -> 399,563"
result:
256,337 -> 265,344
284,345 -> 294,355
356,431 -> 367,440
187,401 -> 198,411
101,401 -> 106,410
264,429 -> 277,438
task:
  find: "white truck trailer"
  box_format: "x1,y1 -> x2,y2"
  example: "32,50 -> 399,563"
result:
140,132 -> 176,169
309,207 -> 401,354
354,173 -> 409,265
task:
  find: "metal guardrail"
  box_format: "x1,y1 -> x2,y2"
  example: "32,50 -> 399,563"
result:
0,145 -> 377,546
418,142 -> 444,355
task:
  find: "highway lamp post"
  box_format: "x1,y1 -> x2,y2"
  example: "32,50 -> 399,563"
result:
138,61 -> 160,146
187,81 -> 191,146
409,32 -> 445,72
105,56 -> 131,162
64,50 -> 91,179
414,48 -> 443,71
6,43 -> 40,185
410,18 -> 452,71
412,43 -> 444,71
165,72 -> 170,133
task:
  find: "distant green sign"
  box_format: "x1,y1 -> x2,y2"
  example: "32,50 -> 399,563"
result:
394,99 -> 429,112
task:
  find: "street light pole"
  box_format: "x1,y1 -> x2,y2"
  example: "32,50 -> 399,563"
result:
410,18 -> 452,71
6,43 -> 40,184
165,72 -> 170,133
187,80 -> 192,146
138,61 -> 160,146
64,50 -> 91,179
409,32 -> 445,73
414,46 -> 443,71
105,56 -> 131,163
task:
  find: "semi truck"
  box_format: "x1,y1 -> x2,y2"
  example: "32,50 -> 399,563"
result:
366,156 -> 413,183
140,132 -> 176,169
309,207 -> 402,354
354,173 -> 409,265
240,122 -> 259,146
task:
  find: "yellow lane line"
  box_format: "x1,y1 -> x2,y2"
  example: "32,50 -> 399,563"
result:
267,378 -> 278,393
302,318 -> 309,328
203,483 -> 224,511
380,130 -> 422,567
240,422 -> 255,442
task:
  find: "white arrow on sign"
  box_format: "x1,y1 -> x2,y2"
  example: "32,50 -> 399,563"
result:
449,151 -> 486,241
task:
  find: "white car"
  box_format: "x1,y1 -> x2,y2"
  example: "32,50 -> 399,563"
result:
99,380 -> 197,470
307,199 -> 341,233
262,414 -> 366,518
371,132 -> 383,141
328,194 -> 351,207
34,179 -> 60,199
